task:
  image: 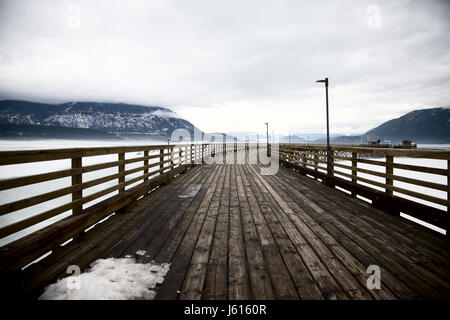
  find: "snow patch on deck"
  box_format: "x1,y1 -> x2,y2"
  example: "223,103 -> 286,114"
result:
178,183 -> 202,198
39,256 -> 170,300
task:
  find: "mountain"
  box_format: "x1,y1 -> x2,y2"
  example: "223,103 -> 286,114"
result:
314,135 -> 364,144
313,107 -> 450,145
0,123 -> 119,140
0,100 -> 201,140
364,107 -> 450,144
279,134 -> 306,143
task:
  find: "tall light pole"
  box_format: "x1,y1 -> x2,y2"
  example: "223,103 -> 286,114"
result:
264,122 -> 269,156
316,77 -> 331,176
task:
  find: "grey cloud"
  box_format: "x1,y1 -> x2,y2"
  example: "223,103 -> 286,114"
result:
0,0 -> 449,134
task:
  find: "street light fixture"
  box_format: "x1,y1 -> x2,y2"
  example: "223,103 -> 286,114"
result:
316,77 -> 332,176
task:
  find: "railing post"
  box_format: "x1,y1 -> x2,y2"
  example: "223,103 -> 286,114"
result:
447,159 -> 449,238
330,150 -> 334,176
144,150 -> 149,182
170,146 -> 174,169
351,152 -> 357,197
160,147 -> 164,173
302,151 -> 306,168
386,155 -> 393,196
71,157 -> 82,216
202,144 -> 204,164
118,152 -> 125,193
314,151 -> 318,180
179,146 -> 183,166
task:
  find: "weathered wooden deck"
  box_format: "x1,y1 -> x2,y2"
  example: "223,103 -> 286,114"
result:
28,161 -> 447,300
5,146 -> 449,300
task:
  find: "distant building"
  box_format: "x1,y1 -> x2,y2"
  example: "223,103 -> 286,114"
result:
402,139 -> 413,146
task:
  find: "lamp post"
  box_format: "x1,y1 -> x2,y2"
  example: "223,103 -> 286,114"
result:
316,77 -> 331,176
264,122 -> 269,156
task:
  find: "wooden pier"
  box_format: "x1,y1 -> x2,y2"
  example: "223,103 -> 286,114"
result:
0,143 -> 449,299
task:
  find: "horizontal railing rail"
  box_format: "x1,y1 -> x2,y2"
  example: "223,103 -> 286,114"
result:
277,143 -> 449,235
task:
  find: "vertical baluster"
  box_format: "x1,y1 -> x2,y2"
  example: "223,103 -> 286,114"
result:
386,155 -> 393,196
144,150 -> 149,182
118,152 -> 125,193
446,159 -> 449,238
314,151 -> 318,180
71,157 -> 82,215
160,147 -> 164,173
351,152 -> 357,197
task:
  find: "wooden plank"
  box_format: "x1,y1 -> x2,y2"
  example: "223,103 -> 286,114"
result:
204,165 -> 230,299
0,159 -> 165,217
71,157 -> 83,216
0,165 -> 170,238
118,153 -> 125,193
179,164 -> 227,299
278,164 -> 450,252
227,165 -> 250,300
0,164 -> 192,274
102,165 -> 206,259
335,155 -> 448,176
18,165 -> 200,299
234,165 -> 274,299
275,167 -> 450,298
123,169 -> 209,260
279,165 -> 450,260
143,150 -> 149,182
154,165 -> 220,264
3,143 -> 444,166
351,152 -> 357,197
267,168 -> 419,299
245,165 -> 349,300
155,165 -> 225,300
0,152 -> 171,192
0,145 -> 177,165
281,160 -> 448,228
242,165 -> 324,299
299,178 -> 450,287
239,165 -> 299,299
257,168 -> 397,300
333,161 -> 448,193
333,168 -> 448,207
160,148 -> 164,172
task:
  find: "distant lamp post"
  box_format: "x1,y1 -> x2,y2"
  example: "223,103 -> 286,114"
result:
264,122 -> 269,156
316,77 -> 331,176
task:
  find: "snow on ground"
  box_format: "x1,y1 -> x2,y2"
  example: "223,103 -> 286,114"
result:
39,255 -> 170,300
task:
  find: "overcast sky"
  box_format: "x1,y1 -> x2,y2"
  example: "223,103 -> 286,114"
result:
0,0 -> 449,135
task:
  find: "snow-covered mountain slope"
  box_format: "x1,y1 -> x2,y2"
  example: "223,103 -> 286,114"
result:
0,100 -> 201,139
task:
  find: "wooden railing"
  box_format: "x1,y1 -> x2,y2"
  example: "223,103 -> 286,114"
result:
277,143 -> 449,235
0,142 -> 255,274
